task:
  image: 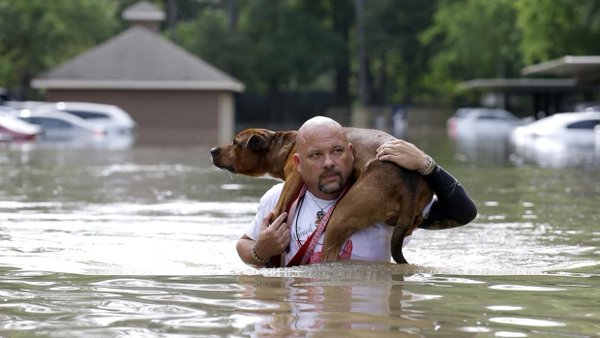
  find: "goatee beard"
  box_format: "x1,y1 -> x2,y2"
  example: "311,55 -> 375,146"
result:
318,171 -> 343,194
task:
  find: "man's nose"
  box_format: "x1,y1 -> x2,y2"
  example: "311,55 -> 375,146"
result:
322,154 -> 335,167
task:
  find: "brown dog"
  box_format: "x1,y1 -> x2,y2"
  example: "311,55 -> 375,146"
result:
210,127 -> 433,264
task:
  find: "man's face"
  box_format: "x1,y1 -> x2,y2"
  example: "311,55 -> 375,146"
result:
293,126 -> 354,199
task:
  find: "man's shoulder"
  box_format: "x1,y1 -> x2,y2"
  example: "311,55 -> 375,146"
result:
260,182 -> 284,202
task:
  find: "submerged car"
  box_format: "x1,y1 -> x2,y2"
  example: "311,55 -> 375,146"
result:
33,102 -> 137,135
447,108 -> 523,139
510,111 -> 600,147
18,109 -> 106,140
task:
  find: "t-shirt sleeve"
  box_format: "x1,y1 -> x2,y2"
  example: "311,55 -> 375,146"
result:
245,182 -> 284,240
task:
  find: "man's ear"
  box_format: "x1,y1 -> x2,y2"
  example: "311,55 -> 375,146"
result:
348,143 -> 355,160
292,153 -> 301,173
245,134 -> 268,150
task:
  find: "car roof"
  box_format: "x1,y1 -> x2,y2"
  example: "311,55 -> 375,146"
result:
523,111 -> 600,129
56,101 -> 121,111
35,102 -> 121,113
546,111 -> 600,122
454,108 -> 514,117
20,109 -> 100,128
32,102 -> 134,124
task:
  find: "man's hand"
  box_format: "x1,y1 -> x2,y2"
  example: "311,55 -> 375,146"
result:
254,212 -> 290,260
376,139 -> 429,171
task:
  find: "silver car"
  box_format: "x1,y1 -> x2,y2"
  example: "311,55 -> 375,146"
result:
511,111 -> 600,147
33,102 -> 137,136
447,108 -> 523,139
18,109 -> 106,140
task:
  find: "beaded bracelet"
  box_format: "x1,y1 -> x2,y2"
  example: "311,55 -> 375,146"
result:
417,155 -> 436,176
251,244 -> 270,266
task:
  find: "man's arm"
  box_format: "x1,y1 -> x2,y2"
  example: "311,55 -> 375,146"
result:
419,164 -> 477,229
376,139 -> 477,229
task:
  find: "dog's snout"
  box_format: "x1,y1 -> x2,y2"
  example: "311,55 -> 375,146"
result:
210,147 -> 220,157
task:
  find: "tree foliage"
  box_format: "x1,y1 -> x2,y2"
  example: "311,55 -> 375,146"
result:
1,0 -> 599,107
515,0 -> 600,64
363,0 -> 437,104
420,0 -> 522,102
0,0 -> 120,98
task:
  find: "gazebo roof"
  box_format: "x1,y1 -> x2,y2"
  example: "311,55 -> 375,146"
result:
460,78 -> 589,93
31,26 -> 244,92
521,55 -> 600,84
522,55 -> 600,76
122,0 -> 166,21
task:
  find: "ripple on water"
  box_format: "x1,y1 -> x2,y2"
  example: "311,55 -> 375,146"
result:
489,317 -> 567,327
489,284 -> 565,292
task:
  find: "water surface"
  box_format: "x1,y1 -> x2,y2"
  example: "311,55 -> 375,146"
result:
0,128 -> 599,337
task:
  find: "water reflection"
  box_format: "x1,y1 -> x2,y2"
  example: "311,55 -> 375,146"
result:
453,134 -> 512,165
451,132 -> 600,168
238,265 -> 426,335
509,138 -> 600,168
3,133 -> 136,151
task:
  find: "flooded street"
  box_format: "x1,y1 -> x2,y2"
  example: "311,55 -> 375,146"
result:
0,127 -> 599,337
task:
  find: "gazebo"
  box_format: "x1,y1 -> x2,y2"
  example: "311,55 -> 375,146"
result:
462,55 -> 600,116
31,0 -> 244,146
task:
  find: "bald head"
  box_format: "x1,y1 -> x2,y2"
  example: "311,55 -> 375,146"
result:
297,116 -> 347,149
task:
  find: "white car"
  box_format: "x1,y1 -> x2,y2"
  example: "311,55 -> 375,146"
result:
0,112 -> 41,141
447,108 -> 523,139
18,109 -> 106,140
33,102 -> 137,135
510,111 -> 600,147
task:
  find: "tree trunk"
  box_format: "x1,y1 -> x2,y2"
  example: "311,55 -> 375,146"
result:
355,0 -> 368,106
333,2 -> 351,107
227,0 -> 238,32
167,0 -> 178,42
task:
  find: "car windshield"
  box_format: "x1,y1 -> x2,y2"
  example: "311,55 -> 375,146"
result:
476,114 -> 513,121
25,117 -> 72,129
63,110 -> 108,120
566,119 -> 600,130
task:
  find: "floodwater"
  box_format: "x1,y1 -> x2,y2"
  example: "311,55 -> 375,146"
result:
0,128 -> 599,337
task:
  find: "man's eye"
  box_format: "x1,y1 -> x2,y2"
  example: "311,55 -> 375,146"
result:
309,153 -> 321,159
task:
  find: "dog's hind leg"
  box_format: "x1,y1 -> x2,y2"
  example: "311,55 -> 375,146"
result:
390,177 -> 431,264
390,216 -> 416,264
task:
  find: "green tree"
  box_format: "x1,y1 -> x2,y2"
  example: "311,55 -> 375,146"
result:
174,5 -> 257,90
0,0 -> 120,98
515,0 -> 600,64
363,0 -> 437,104
176,0 -> 341,93
420,0 -> 522,103
295,0 -> 354,106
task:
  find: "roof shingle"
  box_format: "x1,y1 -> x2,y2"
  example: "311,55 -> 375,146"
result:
32,26 -> 244,92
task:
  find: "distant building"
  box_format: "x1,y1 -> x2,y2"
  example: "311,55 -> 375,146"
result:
31,0 -> 244,146
462,55 -> 600,116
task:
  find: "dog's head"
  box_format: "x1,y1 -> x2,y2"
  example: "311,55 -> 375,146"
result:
210,128 -> 277,176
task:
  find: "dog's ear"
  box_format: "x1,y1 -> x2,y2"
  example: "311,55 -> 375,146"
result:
245,134 -> 269,150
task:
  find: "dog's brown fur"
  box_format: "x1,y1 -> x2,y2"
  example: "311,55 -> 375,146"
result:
210,127 -> 433,264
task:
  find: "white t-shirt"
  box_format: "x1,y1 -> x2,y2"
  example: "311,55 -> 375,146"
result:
246,183 -> 419,265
